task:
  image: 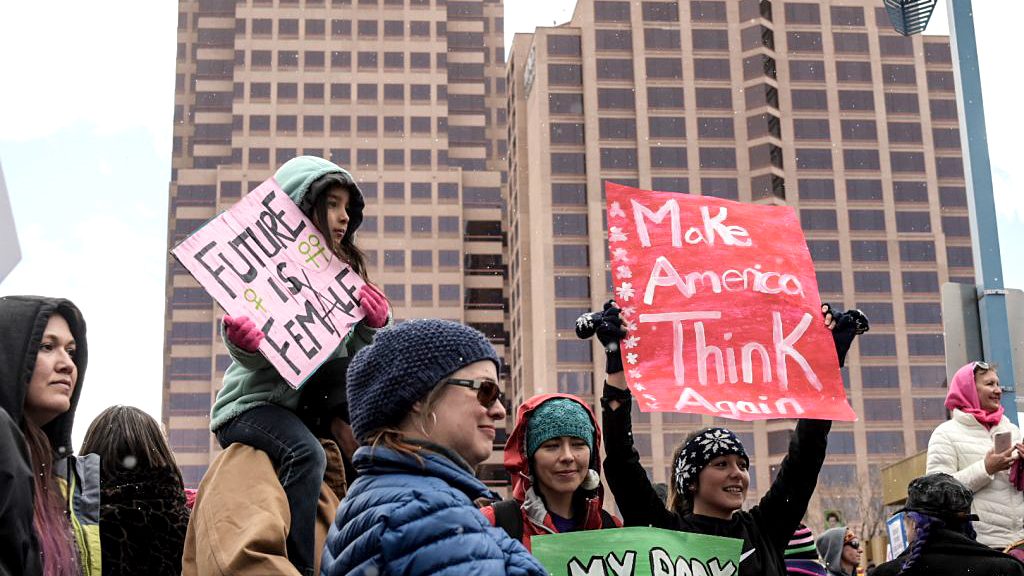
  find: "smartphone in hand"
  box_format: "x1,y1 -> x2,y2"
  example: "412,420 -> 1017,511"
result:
995,431 -> 1012,453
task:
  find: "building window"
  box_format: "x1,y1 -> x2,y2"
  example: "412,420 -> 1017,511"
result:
644,28 -> 681,50
791,89 -> 828,110
690,1 -> 727,22
549,64 -> 583,86
862,366 -> 899,389
697,148 -> 735,169
594,29 -> 632,51
651,147 -> 688,169
851,240 -> 888,262
548,35 -> 582,55
600,148 -> 638,170
695,88 -> 731,109
848,209 -> 885,231
555,276 -> 590,299
838,90 -> 874,111
798,179 -> 835,200
646,57 -> 683,79
796,149 -> 832,170
891,152 -> 926,173
551,153 -> 586,174
549,93 -> 585,114
885,93 -> 920,115
554,245 -> 589,267
650,117 -> 685,138
899,240 -> 936,262
854,271 -> 891,293
648,87 -> 685,109
694,58 -> 731,80
790,60 -> 825,82
552,183 -> 587,205
835,60 -> 871,82
598,88 -> 635,110
793,119 -> 830,140
800,209 -> 837,230
553,213 -> 589,236
594,1 -> 631,22
860,334 -> 897,357
557,340 -> 593,363
693,29 -> 729,50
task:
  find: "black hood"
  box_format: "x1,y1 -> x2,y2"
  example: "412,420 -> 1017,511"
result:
0,295 -> 88,456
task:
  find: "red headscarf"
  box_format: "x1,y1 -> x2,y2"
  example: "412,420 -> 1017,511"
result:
945,362 -> 1004,429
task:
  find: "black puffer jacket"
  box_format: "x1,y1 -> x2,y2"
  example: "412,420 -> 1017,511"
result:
98,466 -> 190,576
872,528 -> 1024,576
602,385 -> 830,576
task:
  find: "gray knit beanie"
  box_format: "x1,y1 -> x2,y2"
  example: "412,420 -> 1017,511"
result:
346,319 -> 500,442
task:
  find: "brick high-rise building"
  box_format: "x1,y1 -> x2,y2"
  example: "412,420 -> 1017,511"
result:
164,0 -> 509,486
507,0 -> 970,522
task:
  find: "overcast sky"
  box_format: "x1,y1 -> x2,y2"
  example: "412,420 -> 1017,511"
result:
1,1 -> 1021,450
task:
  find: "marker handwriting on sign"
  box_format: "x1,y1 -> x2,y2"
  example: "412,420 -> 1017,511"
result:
566,549 -> 737,576
638,311 -> 822,392
632,200 -> 751,249
643,258 -> 804,304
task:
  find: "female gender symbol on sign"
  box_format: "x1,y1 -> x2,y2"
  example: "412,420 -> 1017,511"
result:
298,233 -> 328,268
243,288 -> 266,312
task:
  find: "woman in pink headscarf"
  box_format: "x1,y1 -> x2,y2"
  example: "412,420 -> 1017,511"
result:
926,361 -> 1024,548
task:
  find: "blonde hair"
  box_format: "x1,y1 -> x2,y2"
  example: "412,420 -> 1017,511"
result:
364,382 -> 451,464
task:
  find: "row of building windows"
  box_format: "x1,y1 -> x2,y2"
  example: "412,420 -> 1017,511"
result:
808,239 -> 973,266
236,17 -> 446,39
244,147 -> 448,168
552,58 -> 950,88
802,209 -> 968,234
548,148 -> 961,177
798,179 -> 966,205
549,90 -> 958,120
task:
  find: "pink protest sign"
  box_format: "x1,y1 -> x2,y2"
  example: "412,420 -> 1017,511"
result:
606,182 -> 856,421
172,178 -> 365,388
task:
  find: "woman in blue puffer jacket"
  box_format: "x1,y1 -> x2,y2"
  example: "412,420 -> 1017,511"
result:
320,319 -> 546,576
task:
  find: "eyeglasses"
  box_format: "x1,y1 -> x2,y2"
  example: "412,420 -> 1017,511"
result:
845,540 -> 861,550
973,360 -> 992,372
443,378 -> 504,408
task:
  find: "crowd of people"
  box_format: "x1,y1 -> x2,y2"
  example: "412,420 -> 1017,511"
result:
2,156 -> 1023,575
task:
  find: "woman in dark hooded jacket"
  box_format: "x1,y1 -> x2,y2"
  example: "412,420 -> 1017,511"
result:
584,300 -> 867,576
480,393 -> 622,550
0,295 -> 101,575
80,405 -> 190,576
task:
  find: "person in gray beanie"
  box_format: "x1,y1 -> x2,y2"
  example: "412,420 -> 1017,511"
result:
321,319 -> 546,576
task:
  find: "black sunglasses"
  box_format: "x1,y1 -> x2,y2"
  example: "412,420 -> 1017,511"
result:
443,378 -> 504,408
845,540 -> 861,550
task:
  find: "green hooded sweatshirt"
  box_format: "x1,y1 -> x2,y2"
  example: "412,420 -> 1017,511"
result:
210,156 -> 381,432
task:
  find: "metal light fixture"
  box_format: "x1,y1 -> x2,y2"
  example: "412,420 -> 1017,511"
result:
883,0 -> 939,36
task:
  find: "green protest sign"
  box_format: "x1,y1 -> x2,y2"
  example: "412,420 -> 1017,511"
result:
531,527 -> 743,576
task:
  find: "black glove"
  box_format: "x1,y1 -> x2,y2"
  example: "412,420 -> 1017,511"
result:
576,300 -> 628,374
823,304 -> 870,367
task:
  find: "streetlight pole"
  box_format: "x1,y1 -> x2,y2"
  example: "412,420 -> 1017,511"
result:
945,0 -> 1018,423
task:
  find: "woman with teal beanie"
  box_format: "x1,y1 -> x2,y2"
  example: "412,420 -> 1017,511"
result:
210,156 -> 390,576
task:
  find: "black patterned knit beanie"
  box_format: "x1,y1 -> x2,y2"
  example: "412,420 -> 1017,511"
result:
346,319 -> 500,442
673,427 -> 749,495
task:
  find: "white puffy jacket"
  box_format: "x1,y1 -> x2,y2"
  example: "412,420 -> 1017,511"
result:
926,409 -> 1024,548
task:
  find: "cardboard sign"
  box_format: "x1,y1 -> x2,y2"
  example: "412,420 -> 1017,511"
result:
172,178 -> 365,388
605,183 -> 856,421
886,512 -> 908,559
532,527 -> 743,576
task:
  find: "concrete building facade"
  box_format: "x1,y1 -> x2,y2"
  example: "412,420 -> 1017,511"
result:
164,0 -> 508,487
507,0 -> 970,523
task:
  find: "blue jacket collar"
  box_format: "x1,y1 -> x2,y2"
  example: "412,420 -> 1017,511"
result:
354,444 -> 497,502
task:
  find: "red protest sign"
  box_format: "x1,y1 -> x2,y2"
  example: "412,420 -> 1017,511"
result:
606,183 -> 856,421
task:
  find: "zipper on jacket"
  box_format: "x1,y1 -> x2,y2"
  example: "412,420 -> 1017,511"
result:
65,456 -> 92,574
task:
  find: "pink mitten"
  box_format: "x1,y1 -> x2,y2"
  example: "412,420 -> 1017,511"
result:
223,315 -> 264,353
359,284 -> 390,328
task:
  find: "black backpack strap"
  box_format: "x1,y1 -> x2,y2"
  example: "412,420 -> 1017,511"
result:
599,510 -> 618,529
492,499 -> 524,541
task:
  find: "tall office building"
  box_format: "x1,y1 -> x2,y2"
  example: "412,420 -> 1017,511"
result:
507,0 -> 970,523
164,0 -> 508,486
